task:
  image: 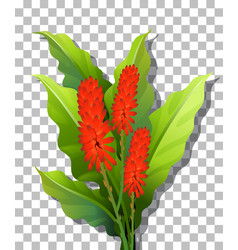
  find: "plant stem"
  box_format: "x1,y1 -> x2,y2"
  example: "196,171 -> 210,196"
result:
109,174 -> 131,240
116,130 -> 131,241
130,192 -> 135,250
117,130 -> 125,211
101,163 -> 129,250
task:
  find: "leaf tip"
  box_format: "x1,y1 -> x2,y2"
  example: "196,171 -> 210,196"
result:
33,31 -> 48,34
35,166 -> 40,174
145,29 -> 152,37
33,31 -> 46,36
33,31 -> 51,39
31,74 -> 40,81
206,72 -> 213,80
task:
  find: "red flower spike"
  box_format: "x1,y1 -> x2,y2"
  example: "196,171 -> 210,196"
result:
111,65 -> 139,136
123,127 -> 151,198
77,76 -> 116,173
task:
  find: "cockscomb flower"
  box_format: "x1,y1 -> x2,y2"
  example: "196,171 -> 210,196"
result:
111,65 -> 139,136
123,127 -> 151,198
77,76 -> 117,173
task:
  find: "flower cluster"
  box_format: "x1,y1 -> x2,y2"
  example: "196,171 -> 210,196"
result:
111,65 -> 139,135
77,76 -> 116,173
77,66 -> 150,198
123,127 -> 151,198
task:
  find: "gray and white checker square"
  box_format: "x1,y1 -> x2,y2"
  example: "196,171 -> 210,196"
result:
15,0 -> 223,249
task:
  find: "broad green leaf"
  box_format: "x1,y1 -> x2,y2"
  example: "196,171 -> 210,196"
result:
134,73 -> 212,228
34,31 -> 111,93
104,31 -> 154,153
36,168 -> 117,236
33,74 -> 87,180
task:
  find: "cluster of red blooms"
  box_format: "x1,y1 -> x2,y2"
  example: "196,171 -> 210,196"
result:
123,127 -> 151,198
111,65 -> 139,136
77,65 -> 150,197
77,76 -> 116,173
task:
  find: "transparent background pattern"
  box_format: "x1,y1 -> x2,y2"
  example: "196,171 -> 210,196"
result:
15,0 -> 223,249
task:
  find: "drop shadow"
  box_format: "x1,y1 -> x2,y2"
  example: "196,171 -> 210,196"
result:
145,34 -> 162,114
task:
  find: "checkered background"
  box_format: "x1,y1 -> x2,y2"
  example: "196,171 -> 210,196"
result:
15,0 -> 223,249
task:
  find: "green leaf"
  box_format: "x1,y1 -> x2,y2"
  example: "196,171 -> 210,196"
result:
104,31 -> 155,153
36,168 -> 117,236
134,73 -> 212,228
33,74 -> 87,180
34,31 -> 111,93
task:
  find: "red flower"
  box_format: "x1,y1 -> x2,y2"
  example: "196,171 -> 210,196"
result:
111,65 -> 139,136
77,76 -> 117,173
123,127 -> 151,198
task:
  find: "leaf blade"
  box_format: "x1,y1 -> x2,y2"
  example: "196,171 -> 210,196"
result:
148,73 -> 212,169
36,168 -> 117,236
34,31 -> 111,92
134,73 -> 212,228
33,74 -> 89,179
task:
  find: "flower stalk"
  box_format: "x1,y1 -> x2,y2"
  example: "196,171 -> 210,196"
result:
100,163 -> 129,250
117,130 -> 125,211
130,192 -> 135,250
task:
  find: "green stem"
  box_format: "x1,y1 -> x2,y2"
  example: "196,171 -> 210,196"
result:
130,192 -> 135,250
116,130 -> 131,242
101,164 -> 129,250
110,174 -> 131,241
117,130 -> 125,211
